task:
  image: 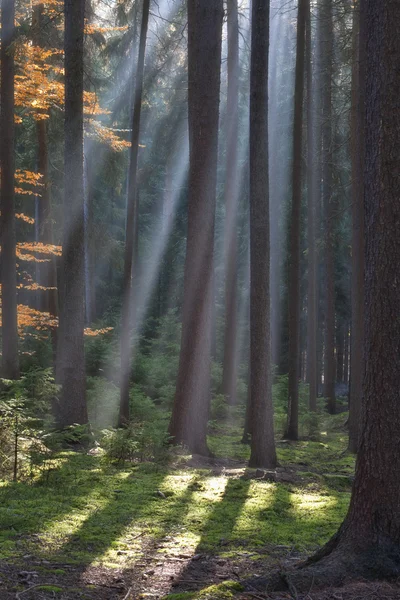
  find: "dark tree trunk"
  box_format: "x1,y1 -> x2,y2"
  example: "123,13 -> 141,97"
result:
348,0 -> 365,454
343,322 -> 350,386
32,3 -> 58,357
248,0 -> 276,468
285,0 -> 307,441
306,0 -> 317,412
119,0 -> 150,426
321,0 -> 336,415
221,0 -> 239,406
0,0 -> 20,380
336,323 -> 345,384
168,0 -> 223,455
58,0 -> 87,426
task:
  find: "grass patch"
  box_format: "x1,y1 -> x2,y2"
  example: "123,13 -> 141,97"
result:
163,581 -> 243,600
0,428 -> 352,572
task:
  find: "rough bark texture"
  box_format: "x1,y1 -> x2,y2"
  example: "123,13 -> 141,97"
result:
306,0 -> 317,412
348,0 -> 365,454
59,0 -> 88,426
248,0 -> 276,468
321,0 -> 336,415
1,0 -> 20,380
168,0 -> 223,455
119,0 -> 150,426
286,0 -> 307,440
221,0 -> 239,406
336,323 -> 344,384
33,3 -> 58,357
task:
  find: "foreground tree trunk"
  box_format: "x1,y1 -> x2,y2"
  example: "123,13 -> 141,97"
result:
221,0 -> 239,406
168,0 -> 223,455
285,0 -> 307,440
119,0 -> 151,426
248,0 -> 276,468
1,0 -> 20,380
58,0 -> 87,426
348,0 -> 365,454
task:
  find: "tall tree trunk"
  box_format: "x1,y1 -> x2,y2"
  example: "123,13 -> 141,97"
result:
221,0 -> 239,406
306,0 -> 317,412
248,0 -> 276,468
58,0 -> 87,426
119,0 -> 150,426
321,0 -> 336,415
1,0 -> 20,380
168,0 -> 223,455
285,0 -> 307,441
348,0 -> 364,454
32,3 -> 58,357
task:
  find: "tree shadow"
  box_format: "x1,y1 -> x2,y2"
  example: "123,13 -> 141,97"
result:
168,476 -> 251,595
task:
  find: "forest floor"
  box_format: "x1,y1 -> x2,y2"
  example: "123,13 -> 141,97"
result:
1,420 -> 396,599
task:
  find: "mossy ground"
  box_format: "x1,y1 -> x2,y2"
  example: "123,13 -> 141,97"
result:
0,421 -> 354,598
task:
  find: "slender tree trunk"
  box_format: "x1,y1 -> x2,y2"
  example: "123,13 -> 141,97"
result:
348,0 -> 364,454
336,323 -> 345,384
285,0 -> 307,441
306,0 -> 317,412
58,0 -> 87,426
168,0 -> 223,455
1,0 -> 19,380
32,3 -> 58,357
221,0 -> 239,406
343,322 -> 349,386
248,0 -> 276,468
320,0 -> 336,415
119,0 -> 150,426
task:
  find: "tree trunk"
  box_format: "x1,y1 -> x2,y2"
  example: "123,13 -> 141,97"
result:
0,0 -> 20,380
119,0 -> 150,426
168,0 -> 223,455
32,3 -> 58,357
321,0 -> 336,415
221,0 -> 239,406
348,0 -> 365,454
306,0 -> 317,412
58,0 -> 87,426
343,322 -> 350,386
336,323 -> 344,384
248,0 -> 276,469
285,0 -> 307,441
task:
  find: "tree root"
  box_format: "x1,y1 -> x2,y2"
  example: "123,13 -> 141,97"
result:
242,545 -> 400,595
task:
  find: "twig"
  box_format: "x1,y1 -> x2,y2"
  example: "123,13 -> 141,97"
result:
16,583 -> 62,599
122,586 -> 132,600
246,593 -> 268,600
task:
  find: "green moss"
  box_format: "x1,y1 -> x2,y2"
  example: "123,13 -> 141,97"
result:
0,428 -> 352,571
35,585 -> 63,593
164,581 -> 243,600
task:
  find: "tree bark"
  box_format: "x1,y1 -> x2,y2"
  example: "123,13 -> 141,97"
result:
119,0 -> 151,426
248,0 -> 276,468
0,0 -> 20,380
348,0 -> 365,454
221,0 -> 239,406
32,3 -> 58,357
306,0 -> 317,412
285,0 -> 307,440
58,0 -> 87,426
168,0 -> 223,455
321,0 -> 336,415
